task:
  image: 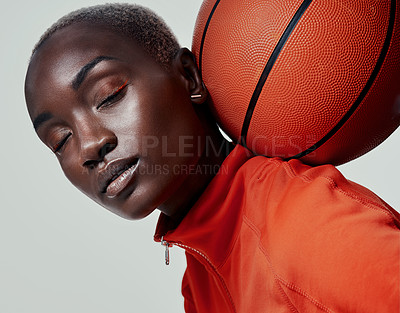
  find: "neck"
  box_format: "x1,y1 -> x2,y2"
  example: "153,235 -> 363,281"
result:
158,131 -> 233,228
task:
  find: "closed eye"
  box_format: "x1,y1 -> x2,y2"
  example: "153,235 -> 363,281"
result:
96,80 -> 129,110
53,133 -> 72,153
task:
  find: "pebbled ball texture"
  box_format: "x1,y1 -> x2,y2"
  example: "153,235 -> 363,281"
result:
192,0 -> 400,165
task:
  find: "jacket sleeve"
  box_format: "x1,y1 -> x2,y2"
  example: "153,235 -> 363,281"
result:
257,159 -> 400,313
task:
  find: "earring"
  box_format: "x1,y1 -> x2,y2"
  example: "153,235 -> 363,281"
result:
191,82 -> 207,100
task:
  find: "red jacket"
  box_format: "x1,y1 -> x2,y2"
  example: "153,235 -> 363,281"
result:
154,145 -> 400,313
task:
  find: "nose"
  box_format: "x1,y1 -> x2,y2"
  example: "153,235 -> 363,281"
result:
79,127 -> 117,169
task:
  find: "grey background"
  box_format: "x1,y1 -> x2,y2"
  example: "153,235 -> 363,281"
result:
1,1 -> 399,312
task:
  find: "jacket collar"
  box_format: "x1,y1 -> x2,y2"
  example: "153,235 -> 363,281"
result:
154,144 -> 252,267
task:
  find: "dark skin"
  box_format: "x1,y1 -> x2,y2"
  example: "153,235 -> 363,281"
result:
25,22 -> 231,223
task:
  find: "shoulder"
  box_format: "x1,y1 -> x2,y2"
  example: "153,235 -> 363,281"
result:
240,153 -> 398,224
238,154 -> 400,312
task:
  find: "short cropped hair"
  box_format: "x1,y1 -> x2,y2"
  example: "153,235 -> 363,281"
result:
31,3 -> 181,67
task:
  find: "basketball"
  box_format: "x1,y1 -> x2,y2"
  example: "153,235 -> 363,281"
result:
192,0 -> 400,165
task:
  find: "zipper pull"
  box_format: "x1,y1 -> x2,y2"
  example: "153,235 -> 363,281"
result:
161,237 -> 172,265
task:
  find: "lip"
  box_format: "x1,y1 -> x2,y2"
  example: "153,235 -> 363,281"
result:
98,157 -> 139,198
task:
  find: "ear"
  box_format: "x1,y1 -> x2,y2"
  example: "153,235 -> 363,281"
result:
173,48 -> 207,104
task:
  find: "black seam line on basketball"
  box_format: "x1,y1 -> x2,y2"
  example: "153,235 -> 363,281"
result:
199,0 -> 221,76
240,0 -> 313,148
287,0 -> 396,161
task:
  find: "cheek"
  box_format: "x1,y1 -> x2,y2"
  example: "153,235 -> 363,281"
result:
59,157 -> 91,195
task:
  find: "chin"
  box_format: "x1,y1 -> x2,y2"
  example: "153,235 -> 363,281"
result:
112,202 -> 157,221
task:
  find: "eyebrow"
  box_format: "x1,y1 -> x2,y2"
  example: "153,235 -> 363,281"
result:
71,56 -> 117,90
32,56 -> 118,131
33,112 -> 53,131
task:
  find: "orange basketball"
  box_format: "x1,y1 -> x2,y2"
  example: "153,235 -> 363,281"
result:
192,0 -> 400,165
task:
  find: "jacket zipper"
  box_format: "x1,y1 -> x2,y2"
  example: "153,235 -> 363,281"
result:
160,237 -> 237,313
160,236 -> 172,265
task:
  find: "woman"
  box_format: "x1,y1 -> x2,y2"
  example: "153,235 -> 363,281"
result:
25,4 -> 400,312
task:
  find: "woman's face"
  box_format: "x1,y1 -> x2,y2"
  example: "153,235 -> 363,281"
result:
25,23 -> 210,220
